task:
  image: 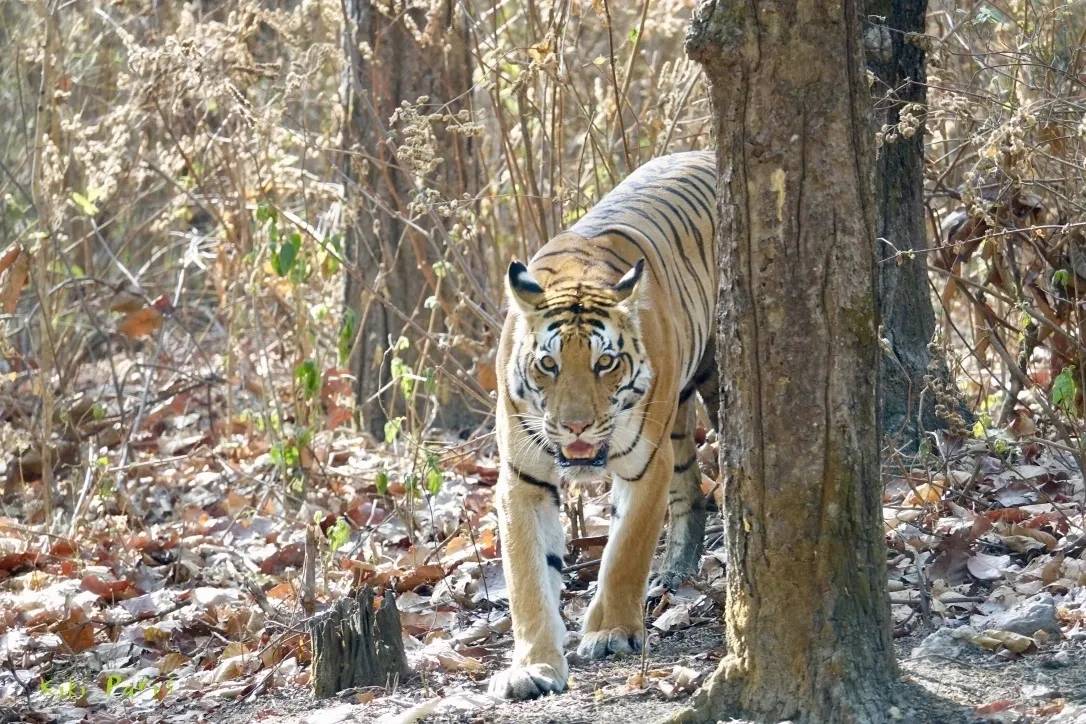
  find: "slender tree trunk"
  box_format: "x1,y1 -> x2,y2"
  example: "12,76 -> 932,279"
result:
679,1 -> 895,721
339,0 -> 480,436
865,0 -> 951,445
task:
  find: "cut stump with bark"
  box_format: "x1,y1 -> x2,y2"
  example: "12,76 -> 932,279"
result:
308,587 -> 409,698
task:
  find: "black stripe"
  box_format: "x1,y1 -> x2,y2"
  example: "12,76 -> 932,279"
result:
607,226 -> 699,353
674,456 -> 697,474
530,249 -> 624,276
627,203 -> 711,327
624,401 -> 678,482
660,185 -> 712,273
511,464 -> 561,507
598,246 -> 633,272
541,304 -> 612,318
678,383 -> 697,405
679,366 -> 713,405
610,375 -> 658,460
670,431 -> 686,440
546,553 -> 563,573
677,174 -> 718,240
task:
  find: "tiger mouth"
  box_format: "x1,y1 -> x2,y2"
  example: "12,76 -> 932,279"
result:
557,442 -> 609,468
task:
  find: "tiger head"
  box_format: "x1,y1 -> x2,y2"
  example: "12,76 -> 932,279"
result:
504,258 -> 653,480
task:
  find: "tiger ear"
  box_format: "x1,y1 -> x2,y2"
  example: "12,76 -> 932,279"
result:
613,258 -> 646,304
507,260 -> 545,312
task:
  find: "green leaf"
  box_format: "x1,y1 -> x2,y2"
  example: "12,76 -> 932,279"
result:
338,309 -> 357,366
432,260 -> 450,278
321,250 -> 340,278
391,356 -> 413,397
327,232 -> 343,255
274,233 -> 300,276
1053,269 -> 1071,288
1052,366 -> 1078,415
294,360 -> 320,399
973,5 -> 1005,25
256,204 -> 276,223
375,470 -> 389,495
104,673 -> 122,696
327,517 -> 350,552
71,191 -> 99,216
271,442 -> 300,471
426,467 -> 443,495
383,417 -> 403,444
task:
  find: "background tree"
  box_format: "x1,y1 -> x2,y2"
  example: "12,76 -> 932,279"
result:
340,0 -> 482,437
865,0 -> 954,446
680,0 -> 895,720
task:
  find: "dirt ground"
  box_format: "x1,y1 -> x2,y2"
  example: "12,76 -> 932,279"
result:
189,622 -> 1086,724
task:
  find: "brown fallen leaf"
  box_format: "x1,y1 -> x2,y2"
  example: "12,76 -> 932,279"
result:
53,608 -> 96,653
976,700 -> 1016,715
157,651 -> 188,675
396,563 -> 445,592
118,306 -> 163,339
81,573 -> 140,601
259,542 -> 305,574
0,244 -> 21,274
0,244 -> 28,314
1007,524 -> 1058,551
904,480 -> 946,506
983,629 -> 1033,653
475,355 -> 497,393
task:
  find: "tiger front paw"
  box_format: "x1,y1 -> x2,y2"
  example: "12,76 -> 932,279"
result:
487,661 -> 568,700
577,626 -> 643,660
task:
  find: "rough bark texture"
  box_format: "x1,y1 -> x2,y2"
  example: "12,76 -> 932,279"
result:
340,0 -> 480,436
309,587 -> 408,698
680,1 -> 895,721
865,0 -> 950,445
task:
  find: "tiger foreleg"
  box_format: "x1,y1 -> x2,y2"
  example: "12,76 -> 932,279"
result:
579,444 -> 673,659
488,468 -> 569,699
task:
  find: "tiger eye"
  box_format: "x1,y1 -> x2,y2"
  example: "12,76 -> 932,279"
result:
596,354 -> 615,371
540,355 -> 557,371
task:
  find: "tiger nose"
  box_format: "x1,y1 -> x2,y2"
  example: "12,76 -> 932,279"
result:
562,419 -> 592,435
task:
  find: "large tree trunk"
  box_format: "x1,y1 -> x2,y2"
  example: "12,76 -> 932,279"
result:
865,0 -> 951,445
680,1 -> 895,721
339,0 -> 481,436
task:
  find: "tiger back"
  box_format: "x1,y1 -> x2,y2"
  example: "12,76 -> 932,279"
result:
489,151 -> 718,700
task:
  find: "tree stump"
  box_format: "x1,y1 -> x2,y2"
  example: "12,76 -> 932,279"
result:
308,587 -> 409,698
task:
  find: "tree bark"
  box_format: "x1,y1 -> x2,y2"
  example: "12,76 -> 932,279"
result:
680,1 -> 895,721
865,0 -> 951,446
308,586 -> 409,698
339,0 -> 481,436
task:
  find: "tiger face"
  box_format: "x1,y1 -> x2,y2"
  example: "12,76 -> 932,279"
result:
505,259 -> 653,481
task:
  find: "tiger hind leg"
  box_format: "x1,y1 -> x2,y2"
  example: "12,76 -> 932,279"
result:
652,394 -> 708,592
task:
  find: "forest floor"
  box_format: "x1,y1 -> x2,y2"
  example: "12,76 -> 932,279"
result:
3,350 -> 1086,723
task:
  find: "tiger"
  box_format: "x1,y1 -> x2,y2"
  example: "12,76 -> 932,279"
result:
488,150 -> 719,700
